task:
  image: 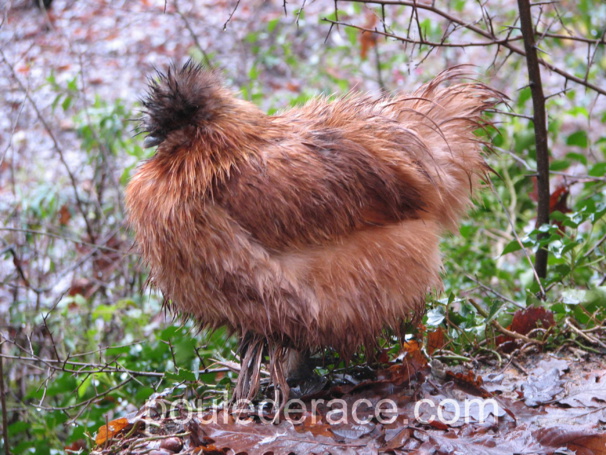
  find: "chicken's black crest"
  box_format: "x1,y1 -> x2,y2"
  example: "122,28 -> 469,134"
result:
141,61 -> 228,148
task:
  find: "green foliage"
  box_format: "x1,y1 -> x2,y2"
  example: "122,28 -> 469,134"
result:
431,113 -> 606,355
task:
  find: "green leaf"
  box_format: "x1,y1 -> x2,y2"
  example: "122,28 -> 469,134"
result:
135,387 -> 155,401
566,130 -> 588,147
566,106 -> 589,118
267,18 -> 280,33
589,162 -> 606,177
61,95 -> 73,111
501,239 -> 523,255
419,18 -> 432,39
453,0 -> 465,11
8,421 -> 30,437
549,159 -> 570,171
565,152 -> 588,165
517,87 -> 532,107
426,308 -> 445,326
78,374 -> 93,398
93,304 -> 117,322
344,26 -> 358,46
67,77 -> 78,92
106,345 -> 131,356
485,299 -> 503,321
166,369 -> 197,382
561,288 -> 586,305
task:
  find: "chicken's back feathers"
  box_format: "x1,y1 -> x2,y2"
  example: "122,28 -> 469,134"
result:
126,62 -> 503,363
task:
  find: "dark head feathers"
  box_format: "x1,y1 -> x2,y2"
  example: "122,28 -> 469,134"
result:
141,60 -> 228,148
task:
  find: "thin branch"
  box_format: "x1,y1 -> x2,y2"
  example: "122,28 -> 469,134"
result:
518,0 -> 550,287
323,18 -> 523,47
339,0 -> 606,96
175,0 -> 213,67
488,178 -> 546,296
0,227 -> 124,253
538,31 -> 606,45
223,0 -> 242,30
0,50 -> 97,243
468,299 -> 535,344
0,342 -> 10,455
0,352 -> 230,379
466,275 -> 525,309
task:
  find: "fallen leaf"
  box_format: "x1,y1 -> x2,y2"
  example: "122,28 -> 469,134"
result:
95,417 -> 131,445
522,368 -> 564,407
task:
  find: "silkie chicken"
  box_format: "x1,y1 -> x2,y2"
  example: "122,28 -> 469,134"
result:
125,62 -> 503,404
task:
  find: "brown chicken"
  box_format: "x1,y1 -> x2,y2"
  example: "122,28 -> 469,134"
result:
125,62 -> 503,403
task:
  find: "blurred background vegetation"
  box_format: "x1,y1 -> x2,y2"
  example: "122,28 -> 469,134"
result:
1,0 -> 605,452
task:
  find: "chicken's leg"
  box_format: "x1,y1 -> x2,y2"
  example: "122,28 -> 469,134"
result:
284,349 -> 326,397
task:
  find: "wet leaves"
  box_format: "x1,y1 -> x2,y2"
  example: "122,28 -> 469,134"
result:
92,352 -> 606,455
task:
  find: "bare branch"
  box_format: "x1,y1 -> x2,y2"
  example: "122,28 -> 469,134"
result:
339,0 -> 606,96
517,0 -> 550,286
175,0 -> 213,67
0,342 -> 10,455
0,50 -> 98,243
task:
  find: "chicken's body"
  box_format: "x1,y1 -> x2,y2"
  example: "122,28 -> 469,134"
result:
125,63 -> 502,402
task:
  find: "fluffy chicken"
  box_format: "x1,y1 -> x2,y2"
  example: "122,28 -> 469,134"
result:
125,62 -> 502,402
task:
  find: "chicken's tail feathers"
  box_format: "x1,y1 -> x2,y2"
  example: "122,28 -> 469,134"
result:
395,66 -> 507,231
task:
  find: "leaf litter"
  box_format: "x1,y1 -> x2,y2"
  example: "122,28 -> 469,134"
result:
92,346 -> 606,455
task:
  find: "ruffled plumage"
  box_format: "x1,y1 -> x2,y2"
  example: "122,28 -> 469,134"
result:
125,62 -> 504,403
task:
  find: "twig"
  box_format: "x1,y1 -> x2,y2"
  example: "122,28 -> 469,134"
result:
468,299 -> 535,344
0,227 -> 124,253
585,231 -> 606,258
517,0 -> 550,287
339,0 -> 606,96
0,351 -> 230,379
465,274 -> 525,309
175,0 -> 213,67
565,318 -> 606,349
323,18 -> 523,48
538,31 -> 606,45
0,50 -> 97,243
0,342 -> 10,455
223,0 -> 241,30
488,178 -> 546,296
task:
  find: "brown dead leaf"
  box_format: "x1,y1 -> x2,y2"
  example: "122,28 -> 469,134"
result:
521,367 -> 564,407
95,417 -> 131,445
377,340 -> 428,385
64,440 -> 87,452
286,82 -> 301,92
446,369 -> 484,389
68,277 -> 97,299
295,412 -> 334,438
58,204 -> 71,226
92,235 -> 123,282
359,11 -> 378,60
195,445 -> 227,454
194,417 -> 377,455
531,181 -> 571,232
535,426 -> 606,455
510,306 -> 555,335
496,306 -> 555,352
427,328 -> 446,355
559,371 -> 606,408
550,184 -> 570,215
